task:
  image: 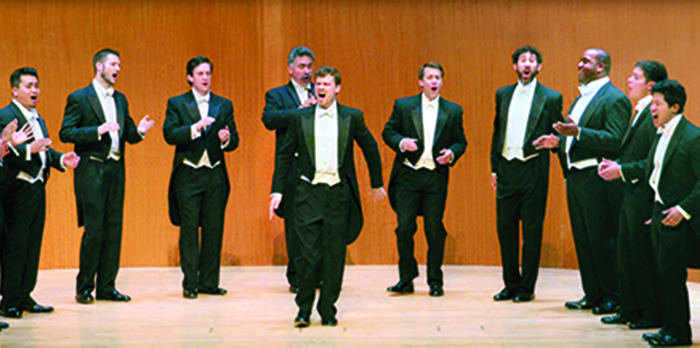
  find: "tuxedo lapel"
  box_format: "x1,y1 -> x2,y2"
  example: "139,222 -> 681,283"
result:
208,95 -> 221,120
646,134 -> 662,180
301,109 -> 315,165
524,84 -> 545,144
184,93 -> 201,125
410,98 -> 424,145
116,95 -> 125,139
337,106 -> 351,166
620,106 -> 647,148
434,99 -> 447,145
499,85 -> 515,133
87,85 -> 107,124
286,82 -> 302,107
661,118 -> 687,176
578,83 -> 608,127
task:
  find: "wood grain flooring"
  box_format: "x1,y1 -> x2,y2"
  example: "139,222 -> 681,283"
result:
0,265 -> 695,347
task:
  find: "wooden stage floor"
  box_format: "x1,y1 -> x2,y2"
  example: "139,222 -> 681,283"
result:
0,265 -> 697,347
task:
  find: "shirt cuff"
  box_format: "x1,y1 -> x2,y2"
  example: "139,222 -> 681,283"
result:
59,154 -> 67,171
191,124 -> 202,140
677,205 -> 692,220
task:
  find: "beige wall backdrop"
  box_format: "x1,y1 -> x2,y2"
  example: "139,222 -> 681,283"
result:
0,0 -> 698,270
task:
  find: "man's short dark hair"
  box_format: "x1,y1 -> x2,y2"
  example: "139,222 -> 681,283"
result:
10,67 -> 38,88
418,62 -> 444,80
651,79 -> 686,114
287,46 -> 315,66
93,48 -> 120,74
314,66 -> 342,85
591,48 -> 611,75
511,45 -> 542,64
635,60 -> 668,84
186,56 -> 213,86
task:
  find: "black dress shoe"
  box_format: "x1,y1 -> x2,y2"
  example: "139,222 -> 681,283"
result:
294,316 -> 310,328
21,304 -> 54,313
643,330 -> 665,342
198,287 -> 227,295
321,318 -> 338,326
0,322 -> 9,329
387,281 -> 414,294
565,297 -> 593,310
96,290 -> 131,302
1,308 -> 22,319
513,292 -> 534,303
648,334 -> 691,346
493,288 -> 515,301
289,286 -> 299,294
75,292 -> 95,304
183,289 -> 198,299
601,313 -> 628,325
629,318 -> 662,330
592,301 -> 620,315
429,285 -> 444,297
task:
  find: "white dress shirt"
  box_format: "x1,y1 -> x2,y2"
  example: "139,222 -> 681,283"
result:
185,89 -> 219,169
310,101 -> 340,186
631,95 -> 652,127
12,99 -> 48,183
503,79 -> 538,161
404,93 -> 439,170
291,79 -> 311,106
92,79 -> 121,161
566,76 -> 610,169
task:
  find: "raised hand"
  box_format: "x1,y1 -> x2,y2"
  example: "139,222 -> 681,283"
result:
218,126 -> 230,143
138,115 -> 155,134
62,152 -> 81,168
29,138 -> 51,154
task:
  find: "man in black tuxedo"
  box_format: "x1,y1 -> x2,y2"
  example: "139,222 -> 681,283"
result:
60,48 -> 155,305
0,118 -> 28,329
269,66 -> 385,328
163,56 -> 239,299
597,61 -> 667,330
383,62 -> 468,297
490,46 -> 563,303
262,46 -> 316,293
627,80 -> 699,347
0,67 -> 80,319
534,48 -> 630,315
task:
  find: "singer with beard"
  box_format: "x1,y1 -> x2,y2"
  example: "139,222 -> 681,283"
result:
262,46 -> 317,293
490,46 -> 563,303
383,62 -> 468,297
60,48 -> 156,305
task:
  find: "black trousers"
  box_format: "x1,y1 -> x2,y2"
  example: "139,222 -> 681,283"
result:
174,165 -> 227,291
294,180 -> 349,320
2,179 -> 46,309
75,159 -> 125,295
565,167 -> 621,304
281,161 -> 301,287
394,166 -> 448,286
495,156 -> 548,294
651,203 -> 692,341
617,184 -> 661,322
